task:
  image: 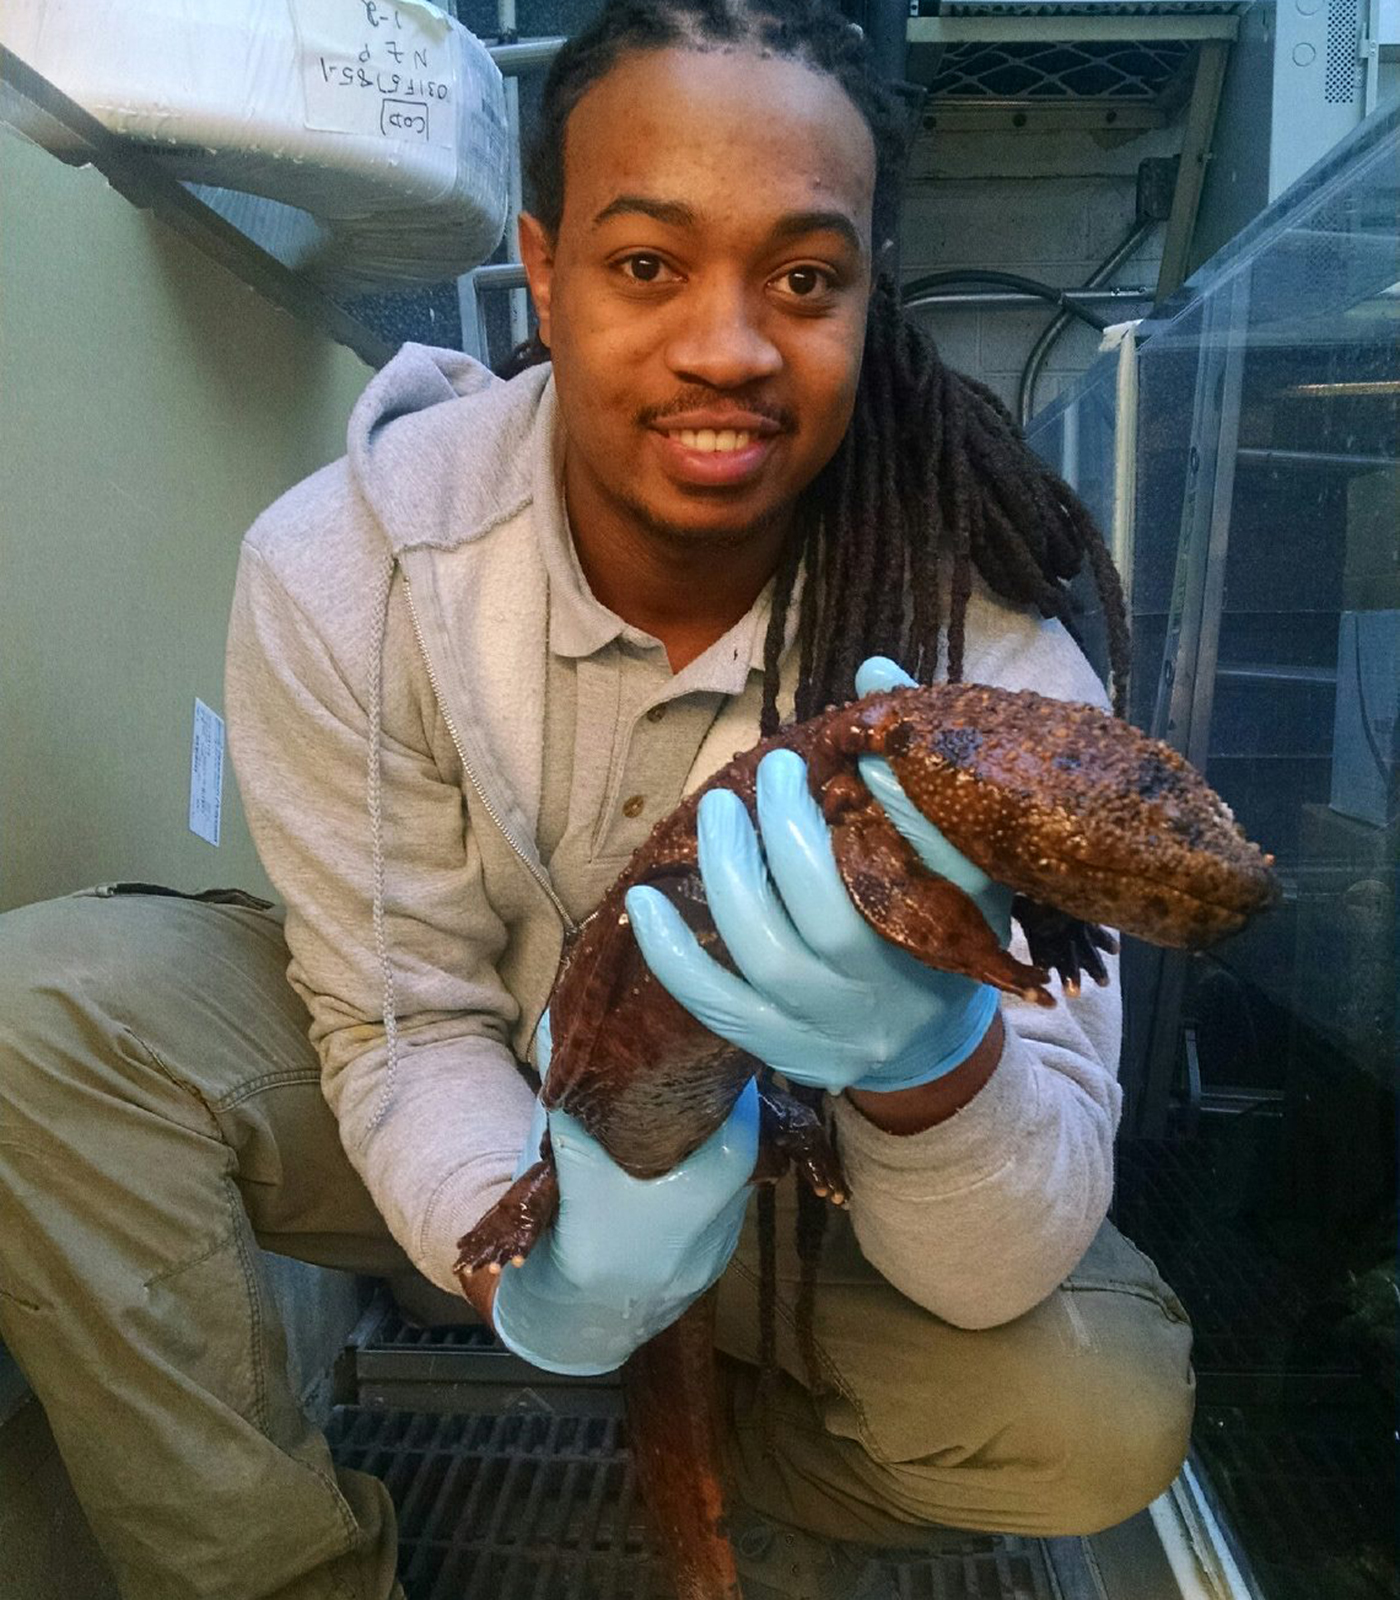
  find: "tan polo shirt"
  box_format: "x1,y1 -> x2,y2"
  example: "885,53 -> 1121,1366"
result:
533,436 -> 785,925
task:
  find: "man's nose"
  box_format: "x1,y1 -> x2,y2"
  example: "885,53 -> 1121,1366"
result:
664,279 -> 782,389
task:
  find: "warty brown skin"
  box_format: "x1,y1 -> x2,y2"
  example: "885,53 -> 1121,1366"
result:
538,682 -> 1276,1174
456,682 -> 1278,1598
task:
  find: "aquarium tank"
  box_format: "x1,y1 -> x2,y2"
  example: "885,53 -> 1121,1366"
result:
1028,102 -> 1399,1600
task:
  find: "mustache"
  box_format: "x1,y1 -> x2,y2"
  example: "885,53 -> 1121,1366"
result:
636,392 -> 793,430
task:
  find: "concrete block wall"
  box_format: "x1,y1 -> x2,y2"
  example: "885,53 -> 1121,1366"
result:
898,123 -> 1180,419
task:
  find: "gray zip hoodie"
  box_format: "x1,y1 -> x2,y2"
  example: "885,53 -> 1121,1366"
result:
225,344 -> 1123,1328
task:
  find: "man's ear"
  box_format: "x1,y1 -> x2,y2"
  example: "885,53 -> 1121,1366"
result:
518,213 -> 555,347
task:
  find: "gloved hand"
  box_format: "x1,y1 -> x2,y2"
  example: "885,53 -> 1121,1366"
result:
624,656 -> 1012,1096
492,1012 -> 759,1376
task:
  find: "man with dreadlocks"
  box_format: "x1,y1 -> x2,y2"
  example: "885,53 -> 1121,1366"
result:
0,0 -> 1191,1595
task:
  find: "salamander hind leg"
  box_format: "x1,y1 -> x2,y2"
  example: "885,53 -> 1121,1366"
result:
753,1078 -> 847,1205
453,1149 -> 560,1277
831,805 -> 1056,1006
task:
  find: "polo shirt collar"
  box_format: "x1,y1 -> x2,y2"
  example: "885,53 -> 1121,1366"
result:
533,379 -> 801,696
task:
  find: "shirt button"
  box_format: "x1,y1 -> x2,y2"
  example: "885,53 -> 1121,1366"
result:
646,705 -> 667,723
622,794 -> 645,818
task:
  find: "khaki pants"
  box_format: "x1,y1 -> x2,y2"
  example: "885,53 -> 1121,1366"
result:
0,888 -> 1194,1599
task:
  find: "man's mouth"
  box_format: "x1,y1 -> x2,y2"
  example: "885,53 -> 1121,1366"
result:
666,427 -> 755,454
648,422 -> 779,487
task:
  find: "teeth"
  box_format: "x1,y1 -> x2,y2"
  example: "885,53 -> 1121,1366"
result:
675,428 -> 753,453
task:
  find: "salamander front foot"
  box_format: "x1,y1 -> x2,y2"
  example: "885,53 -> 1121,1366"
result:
1013,896 -> 1119,995
753,1081 -> 848,1206
454,1156 -> 560,1277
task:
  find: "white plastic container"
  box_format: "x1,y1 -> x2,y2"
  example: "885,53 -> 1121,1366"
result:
1,0 -> 510,289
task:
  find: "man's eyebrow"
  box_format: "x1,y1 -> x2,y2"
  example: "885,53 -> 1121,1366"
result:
768,210 -> 865,254
592,195 -> 697,229
590,198 -> 865,254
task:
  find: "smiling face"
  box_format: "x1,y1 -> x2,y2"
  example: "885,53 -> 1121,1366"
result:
520,46 -> 876,558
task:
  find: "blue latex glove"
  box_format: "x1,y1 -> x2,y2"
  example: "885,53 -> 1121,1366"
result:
624,657 -> 1012,1095
492,1011 -> 759,1376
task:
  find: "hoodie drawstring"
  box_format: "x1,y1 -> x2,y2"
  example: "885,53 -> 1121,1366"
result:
366,552 -> 401,1134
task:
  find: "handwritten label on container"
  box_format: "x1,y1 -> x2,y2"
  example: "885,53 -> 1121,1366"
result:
293,0 -> 458,150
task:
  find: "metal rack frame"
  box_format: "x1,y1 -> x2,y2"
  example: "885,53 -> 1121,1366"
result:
906,5 -> 1240,298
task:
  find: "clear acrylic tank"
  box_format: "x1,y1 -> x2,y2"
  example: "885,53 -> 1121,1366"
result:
1029,104 -> 1398,1600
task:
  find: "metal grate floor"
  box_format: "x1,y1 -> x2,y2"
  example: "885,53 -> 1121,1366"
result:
326,1404 -> 1064,1600
327,1126 -> 1396,1598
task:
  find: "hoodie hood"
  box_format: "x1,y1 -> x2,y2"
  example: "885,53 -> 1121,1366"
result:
347,342 -> 552,557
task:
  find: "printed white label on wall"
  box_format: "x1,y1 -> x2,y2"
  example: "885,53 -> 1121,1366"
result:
189,700 -> 224,847
293,0 -> 458,150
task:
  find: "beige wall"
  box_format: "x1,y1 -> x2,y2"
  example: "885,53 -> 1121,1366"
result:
0,127 -> 374,911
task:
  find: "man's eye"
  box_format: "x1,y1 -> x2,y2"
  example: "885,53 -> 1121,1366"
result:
776,266 -> 833,299
622,254 -> 668,283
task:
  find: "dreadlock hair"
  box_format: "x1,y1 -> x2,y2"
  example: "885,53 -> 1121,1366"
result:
509,0 -> 1132,1428
507,0 -> 1130,722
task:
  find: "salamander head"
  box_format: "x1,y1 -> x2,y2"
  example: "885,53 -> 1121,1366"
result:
879,683 -> 1278,949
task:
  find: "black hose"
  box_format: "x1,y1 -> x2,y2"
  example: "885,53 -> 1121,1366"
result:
901,270 -> 1112,333
1016,217 -> 1159,425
